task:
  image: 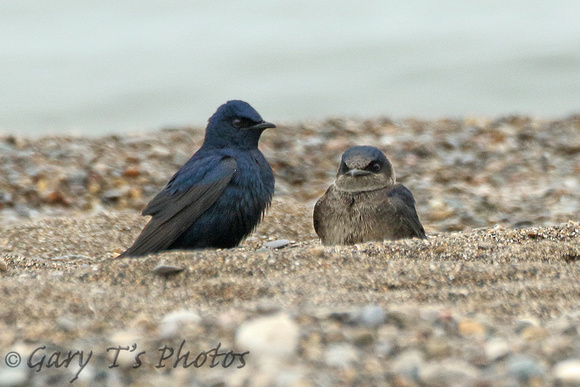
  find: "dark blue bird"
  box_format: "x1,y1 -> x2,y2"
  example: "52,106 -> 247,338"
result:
120,100 -> 275,257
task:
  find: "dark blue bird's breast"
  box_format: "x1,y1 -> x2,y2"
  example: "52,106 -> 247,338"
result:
170,148 -> 274,249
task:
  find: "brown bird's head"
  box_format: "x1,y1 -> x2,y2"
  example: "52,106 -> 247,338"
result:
335,146 -> 395,192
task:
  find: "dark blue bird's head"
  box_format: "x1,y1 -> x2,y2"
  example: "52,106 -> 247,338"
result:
335,146 -> 395,192
203,100 -> 275,149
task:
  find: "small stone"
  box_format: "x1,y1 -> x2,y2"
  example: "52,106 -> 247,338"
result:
254,300 -> 282,314
13,204 -> 31,218
309,245 -> 325,258
0,259 -> 7,272
351,329 -> 376,347
425,337 -> 452,359
159,310 -> 201,338
88,180 -> 100,194
324,326 -> 347,344
172,149 -> 191,166
264,239 -> 291,249
129,313 -> 157,331
275,370 -> 309,387
304,305 -> 334,320
392,349 -> 424,381
515,317 -> 541,333
236,313 -> 299,359
477,242 -> 494,250
485,338 -> 511,361
546,316 -> 578,336
542,336 -> 574,361
521,326 -> 549,342
458,319 -> 486,338
419,306 -> 447,323
152,263 -> 185,276
45,190 -> 68,205
129,187 -> 142,200
0,366 -> 27,386
302,332 -> 323,361
324,343 -> 359,368
377,324 -> 400,342
125,155 -> 140,163
463,342 -> 488,367
327,306 -> 358,322
57,316 -> 77,332
108,330 -> 144,368
123,166 -> 141,178
385,304 -> 420,329
419,359 -> 479,386
351,304 -> 385,328
507,355 -> 545,384
148,146 -> 172,159
102,186 -> 130,200
553,359 -> 580,385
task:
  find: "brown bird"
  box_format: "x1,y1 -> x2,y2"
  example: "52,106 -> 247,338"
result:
313,146 -> 426,245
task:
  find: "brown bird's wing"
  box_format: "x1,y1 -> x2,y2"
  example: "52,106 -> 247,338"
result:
386,184 -> 427,239
120,158 -> 237,257
313,185 -> 335,242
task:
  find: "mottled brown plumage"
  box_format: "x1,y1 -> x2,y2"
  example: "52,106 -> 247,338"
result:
313,146 -> 426,245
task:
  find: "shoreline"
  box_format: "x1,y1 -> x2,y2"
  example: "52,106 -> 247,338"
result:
1,115 -> 579,385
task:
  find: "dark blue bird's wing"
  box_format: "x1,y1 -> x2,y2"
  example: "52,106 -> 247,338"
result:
387,184 -> 427,239
120,157 -> 237,257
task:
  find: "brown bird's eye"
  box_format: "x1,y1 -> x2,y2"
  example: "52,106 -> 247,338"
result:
232,118 -> 243,128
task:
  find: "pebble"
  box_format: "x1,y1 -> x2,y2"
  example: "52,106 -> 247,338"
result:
324,343 -> 359,368
515,317 -> 541,333
236,313 -> 299,359
264,239 -> 291,249
107,330 -> 145,369
351,304 -> 385,328
172,149 -> 191,166
152,263 -> 185,276
419,359 -> 479,386
546,316 -> 578,335
148,145 -> 172,159
350,329 -> 376,347
385,305 -> 420,329
0,367 -> 28,387
542,335 -> 574,360
102,187 -> 130,200
308,245 -> 325,258
392,349 -> 424,381
507,355 -> 545,384
484,338 -> 509,362
553,359 -> 580,385
0,259 -> 7,272
458,319 -> 486,338
425,337 -> 452,359
159,309 -> 202,338
521,325 -> 550,342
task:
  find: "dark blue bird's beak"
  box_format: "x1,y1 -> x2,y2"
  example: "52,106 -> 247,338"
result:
249,121 -> 276,131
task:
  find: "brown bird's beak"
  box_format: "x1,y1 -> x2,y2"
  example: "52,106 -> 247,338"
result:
346,169 -> 371,177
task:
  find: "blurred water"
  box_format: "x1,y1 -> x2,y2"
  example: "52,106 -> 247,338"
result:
1,0 -> 579,136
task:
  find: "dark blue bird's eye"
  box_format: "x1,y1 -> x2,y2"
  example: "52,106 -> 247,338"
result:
232,118 -> 243,128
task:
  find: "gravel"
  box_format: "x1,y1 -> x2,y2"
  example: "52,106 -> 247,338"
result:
0,115 -> 579,385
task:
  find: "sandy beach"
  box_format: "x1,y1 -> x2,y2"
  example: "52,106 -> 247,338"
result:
1,115 -> 579,385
